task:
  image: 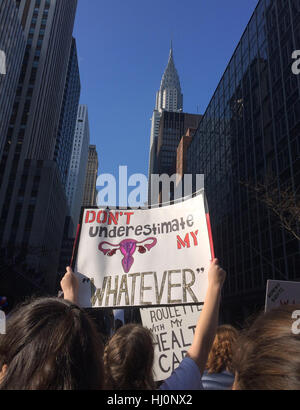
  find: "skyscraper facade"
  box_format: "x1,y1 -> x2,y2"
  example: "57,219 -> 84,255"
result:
157,111 -> 201,176
187,0 -> 300,324
0,0 -> 26,157
54,37 -> 81,189
66,104 -> 90,235
82,145 -> 99,207
176,127 -> 198,179
0,0 -> 78,296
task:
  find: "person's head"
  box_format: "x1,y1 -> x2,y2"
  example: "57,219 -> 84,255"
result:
104,323 -> 155,390
0,297 -> 104,390
233,305 -> 300,390
206,324 -> 239,374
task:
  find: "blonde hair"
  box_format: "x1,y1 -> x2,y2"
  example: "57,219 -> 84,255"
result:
206,324 -> 239,374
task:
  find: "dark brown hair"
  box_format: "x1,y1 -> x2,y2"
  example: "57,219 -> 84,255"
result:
104,324 -> 155,390
0,297 -> 104,390
233,305 -> 300,390
206,324 -> 239,374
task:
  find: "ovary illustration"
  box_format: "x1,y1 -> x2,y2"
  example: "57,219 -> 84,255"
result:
98,238 -> 157,273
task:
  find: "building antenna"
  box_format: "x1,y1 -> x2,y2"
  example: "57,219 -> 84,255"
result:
170,38 -> 173,58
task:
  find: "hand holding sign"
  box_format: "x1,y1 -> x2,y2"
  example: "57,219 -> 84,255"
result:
208,258 -> 226,289
60,266 -> 79,304
187,259 -> 226,375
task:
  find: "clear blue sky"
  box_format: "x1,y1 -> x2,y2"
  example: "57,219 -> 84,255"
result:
73,0 -> 259,181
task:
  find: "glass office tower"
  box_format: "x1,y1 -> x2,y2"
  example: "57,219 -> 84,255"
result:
0,0 -> 25,158
187,0 -> 300,324
54,38 -> 81,189
0,0 -> 78,297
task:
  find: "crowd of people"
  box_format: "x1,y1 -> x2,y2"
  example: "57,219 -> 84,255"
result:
0,259 -> 299,390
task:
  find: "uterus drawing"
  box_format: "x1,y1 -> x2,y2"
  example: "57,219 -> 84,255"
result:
98,238 -> 157,273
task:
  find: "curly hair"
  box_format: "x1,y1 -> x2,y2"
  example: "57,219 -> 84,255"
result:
206,324 -> 239,374
104,324 -> 155,390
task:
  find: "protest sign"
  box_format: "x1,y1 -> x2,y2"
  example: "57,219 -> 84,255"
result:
140,304 -> 202,381
75,191 -> 214,308
265,280 -> 300,312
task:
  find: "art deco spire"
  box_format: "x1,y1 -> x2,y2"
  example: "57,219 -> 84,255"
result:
156,43 -> 183,112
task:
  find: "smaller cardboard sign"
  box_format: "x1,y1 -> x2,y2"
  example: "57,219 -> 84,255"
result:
140,304 -> 202,381
265,280 -> 300,312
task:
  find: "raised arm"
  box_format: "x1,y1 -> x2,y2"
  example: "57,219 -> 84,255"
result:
60,266 -> 79,304
187,258 -> 226,375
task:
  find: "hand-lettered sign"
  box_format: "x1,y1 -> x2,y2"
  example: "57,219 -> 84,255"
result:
75,192 -> 214,308
265,280 -> 300,312
140,304 -> 202,381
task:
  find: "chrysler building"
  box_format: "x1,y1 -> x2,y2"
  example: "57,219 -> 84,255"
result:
148,43 -> 183,203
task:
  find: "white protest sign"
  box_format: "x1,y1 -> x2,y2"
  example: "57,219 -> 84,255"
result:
75,192 -> 214,308
140,304 -> 202,381
265,280 -> 300,312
